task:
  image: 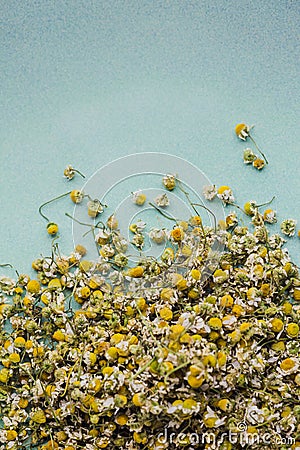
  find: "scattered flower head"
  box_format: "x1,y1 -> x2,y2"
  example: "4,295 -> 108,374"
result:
149,228 -> 167,244
263,208 -> 277,224
235,123 -> 250,141
132,190 -> 146,206
70,189 -> 84,204
243,148 -> 257,164
253,157 -> 265,170
163,174 -> 176,191
217,186 -> 234,204
281,218 -> 297,237
154,193 -> 169,207
203,184 -> 217,201
63,165 -> 85,180
87,199 -> 104,217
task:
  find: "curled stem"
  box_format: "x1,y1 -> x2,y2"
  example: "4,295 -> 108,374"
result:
257,196 -> 275,208
177,179 -> 217,237
39,191 -> 72,222
192,203 -> 217,231
73,168 -> 85,178
0,263 -> 19,277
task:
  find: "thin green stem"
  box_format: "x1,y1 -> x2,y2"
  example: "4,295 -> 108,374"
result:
39,191 -> 72,222
249,134 -> 269,165
130,357 -> 156,381
257,196 -> 275,208
191,203 -> 217,231
0,263 -> 19,277
176,179 -> 198,215
176,179 -> 213,241
73,168 -> 85,178
164,360 -> 189,384
65,213 -> 105,231
149,202 -> 177,223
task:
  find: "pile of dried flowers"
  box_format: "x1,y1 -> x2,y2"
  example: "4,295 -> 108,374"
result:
0,155 -> 300,450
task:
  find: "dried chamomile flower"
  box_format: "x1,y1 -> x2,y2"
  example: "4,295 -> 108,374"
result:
132,190 -> 146,206
163,173 -> 176,190
63,165 -> 85,180
235,122 -> 268,164
263,208 -> 277,223
251,209 -> 264,226
0,275 -> 15,293
70,189 -> 84,204
148,228 -> 167,244
244,200 -> 257,216
243,148 -> 257,164
253,157 -> 265,170
203,184 -> 217,200
114,253 -> 128,268
95,229 -> 110,245
46,222 -> 59,235
244,196 -> 275,218
280,218 -> 297,237
235,122 -> 251,140
87,199 -> 104,217
170,226 -> 184,242
217,186 -> 234,204
107,214 -> 118,230
129,220 -> 146,234
131,232 -> 145,249
154,193 -> 169,207
225,211 -> 238,228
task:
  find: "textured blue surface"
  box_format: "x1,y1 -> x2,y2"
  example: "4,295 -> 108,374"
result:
0,0 -> 299,275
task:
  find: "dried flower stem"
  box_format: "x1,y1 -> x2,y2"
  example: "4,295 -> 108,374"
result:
248,134 -> 269,164
39,191 -> 72,222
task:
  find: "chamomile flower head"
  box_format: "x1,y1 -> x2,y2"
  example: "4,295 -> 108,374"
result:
64,165 -> 76,180
129,219 -> 146,234
47,222 -> 59,235
154,193 -> 169,207
263,208 -> 277,223
253,157 -> 265,170
243,148 -> 257,164
217,186 -> 234,204
170,226 -> 184,242
70,189 -> 84,204
162,173 -> 176,191
281,218 -> 297,237
149,228 -> 167,244
131,232 -> 145,249
87,199 -> 104,217
235,123 -> 250,140
63,165 -> 85,180
244,201 -> 257,216
203,184 -> 217,201
132,190 -> 146,206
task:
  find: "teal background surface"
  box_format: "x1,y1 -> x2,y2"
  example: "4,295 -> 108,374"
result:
0,0 -> 299,276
